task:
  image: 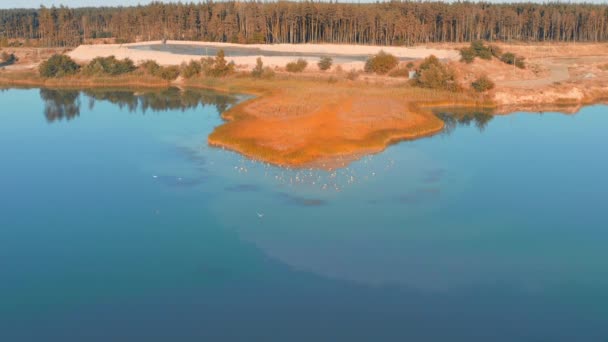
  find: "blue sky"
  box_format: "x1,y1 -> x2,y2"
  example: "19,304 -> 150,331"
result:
1,0 -> 604,9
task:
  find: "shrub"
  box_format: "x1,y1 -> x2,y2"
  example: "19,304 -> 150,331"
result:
207,49 -> 234,77
317,56 -> 333,71
140,60 -> 162,75
346,69 -> 359,81
388,66 -> 410,77
39,54 -> 80,78
0,51 -> 17,65
139,60 -> 179,80
489,45 -> 503,58
180,60 -> 202,78
251,57 -> 264,78
460,41 -> 494,63
500,52 -> 525,69
286,58 -> 308,72
82,55 -> 136,76
412,55 -> 458,91
158,65 -> 180,80
459,48 -> 476,63
364,50 -> 398,74
471,40 -> 492,60
471,75 -> 495,92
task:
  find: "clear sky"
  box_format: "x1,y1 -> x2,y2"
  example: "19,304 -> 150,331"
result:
0,0 -> 604,9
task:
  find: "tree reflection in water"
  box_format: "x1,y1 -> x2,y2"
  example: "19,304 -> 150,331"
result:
39,87 -> 241,122
433,107 -> 495,134
40,88 -> 81,122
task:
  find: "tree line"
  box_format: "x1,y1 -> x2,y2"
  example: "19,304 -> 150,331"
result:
2,1 -> 608,47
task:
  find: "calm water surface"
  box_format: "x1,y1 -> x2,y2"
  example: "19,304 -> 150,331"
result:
130,43 -> 413,63
1,88 -> 607,341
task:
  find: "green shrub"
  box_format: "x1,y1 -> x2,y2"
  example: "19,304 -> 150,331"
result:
286,58 -> 308,72
251,57 -> 264,78
207,49 -> 234,77
180,60 -> 202,78
460,41 -> 494,63
412,55 -> 458,91
82,55 -> 136,76
0,51 -> 17,65
500,52 -> 526,69
158,65 -> 180,80
140,60 -> 160,74
459,48 -> 476,63
139,60 -> 179,80
364,50 -> 398,74
471,40 -> 492,60
39,54 -> 80,78
489,45 -> 503,58
317,56 -> 333,71
471,75 -> 495,92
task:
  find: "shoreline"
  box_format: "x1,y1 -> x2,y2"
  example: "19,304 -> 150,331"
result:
3,42 -> 608,168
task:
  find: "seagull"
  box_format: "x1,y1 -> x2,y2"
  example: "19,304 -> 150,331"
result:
257,212 -> 264,219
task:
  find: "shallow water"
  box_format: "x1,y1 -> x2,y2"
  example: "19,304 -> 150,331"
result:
130,43 -> 411,63
1,87 -> 607,341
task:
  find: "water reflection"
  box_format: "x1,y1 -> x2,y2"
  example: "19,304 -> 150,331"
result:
40,87 -> 241,123
434,107 -> 495,134
40,88 -> 81,122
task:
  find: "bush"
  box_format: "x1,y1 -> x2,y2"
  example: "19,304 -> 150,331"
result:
471,75 -> 495,92
249,58 -> 275,79
364,50 -> 398,74
489,45 -> 503,58
460,48 -> 476,63
412,55 -> 458,91
460,41 -> 494,63
39,54 -> 80,78
207,49 -> 234,77
138,60 -> 179,80
82,55 -> 136,76
346,69 -> 359,81
251,57 -> 264,78
0,51 -> 17,65
317,56 -> 333,71
286,58 -> 308,72
500,52 -> 526,69
158,65 -> 180,80
180,60 -> 202,78
140,60 -> 162,75
388,66 -> 410,78
471,40 -> 492,60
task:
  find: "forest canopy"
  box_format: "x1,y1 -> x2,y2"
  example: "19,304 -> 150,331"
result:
1,1 -> 608,47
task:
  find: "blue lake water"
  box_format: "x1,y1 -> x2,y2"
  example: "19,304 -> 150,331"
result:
1,87 -> 607,341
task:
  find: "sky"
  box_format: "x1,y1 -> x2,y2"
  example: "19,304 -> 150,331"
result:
0,0 -> 604,9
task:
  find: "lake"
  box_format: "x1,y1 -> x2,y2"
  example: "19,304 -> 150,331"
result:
130,43 -> 413,63
1,87 -> 607,341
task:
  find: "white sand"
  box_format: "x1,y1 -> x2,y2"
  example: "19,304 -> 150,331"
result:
68,40 -> 460,70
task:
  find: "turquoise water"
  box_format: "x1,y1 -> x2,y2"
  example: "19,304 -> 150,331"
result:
1,88 -> 607,341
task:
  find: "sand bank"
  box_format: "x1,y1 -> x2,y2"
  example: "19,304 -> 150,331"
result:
68,40 -> 460,70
